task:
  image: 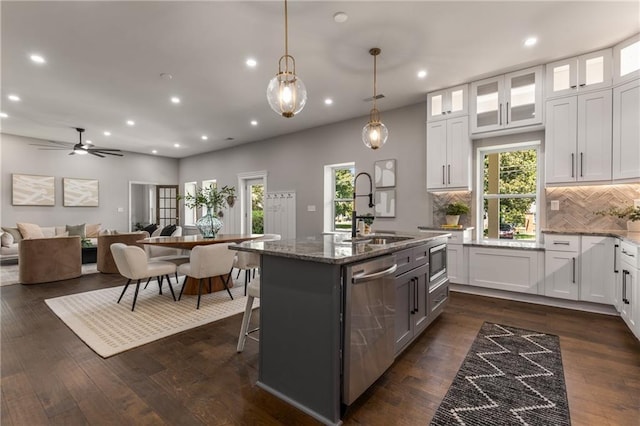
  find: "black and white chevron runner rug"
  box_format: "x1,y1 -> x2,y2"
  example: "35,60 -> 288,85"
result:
430,322 -> 570,425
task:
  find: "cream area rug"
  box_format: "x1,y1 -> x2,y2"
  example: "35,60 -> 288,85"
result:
45,279 -> 257,358
0,262 -> 98,286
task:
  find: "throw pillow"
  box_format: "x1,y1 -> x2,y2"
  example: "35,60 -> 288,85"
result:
17,222 -> 45,239
159,224 -> 177,236
66,223 -> 86,239
143,223 -> 158,235
1,227 -> 22,244
85,223 -> 102,238
1,232 -> 14,247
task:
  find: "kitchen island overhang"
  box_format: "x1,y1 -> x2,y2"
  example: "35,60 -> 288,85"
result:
229,231 -> 449,425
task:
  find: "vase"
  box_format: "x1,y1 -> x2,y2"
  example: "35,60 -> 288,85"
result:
445,215 -> 460,225
196,207 -> 223,238
628,220 -> 640,232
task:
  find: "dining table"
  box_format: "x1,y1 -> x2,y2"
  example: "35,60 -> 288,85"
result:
138,233 -> 262,295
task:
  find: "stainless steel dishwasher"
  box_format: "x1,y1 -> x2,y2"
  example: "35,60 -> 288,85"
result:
342,255 -> 397,405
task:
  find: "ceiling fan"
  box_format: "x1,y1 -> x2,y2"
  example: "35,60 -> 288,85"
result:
30,127 -> 124,158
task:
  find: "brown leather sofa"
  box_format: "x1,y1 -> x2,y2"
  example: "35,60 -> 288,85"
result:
19,236 -> 82,284
97,232 -> 149,274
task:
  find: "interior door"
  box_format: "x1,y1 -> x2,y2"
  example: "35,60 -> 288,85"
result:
244,178 -> 264,234
156,185 -> 179,228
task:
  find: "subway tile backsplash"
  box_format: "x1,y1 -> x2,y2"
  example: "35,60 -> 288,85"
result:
545,184 -> 640,230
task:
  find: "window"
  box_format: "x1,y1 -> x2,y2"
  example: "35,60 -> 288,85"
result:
323,162 -> 354,232
183,181 -> 197,225
478,141 -> 540,241
201,179 -> 216,216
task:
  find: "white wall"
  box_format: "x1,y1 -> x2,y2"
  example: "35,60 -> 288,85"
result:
178,102 -> 433,238
1,133 -> 179,230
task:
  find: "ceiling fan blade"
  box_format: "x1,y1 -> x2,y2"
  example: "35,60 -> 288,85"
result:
89,151 -> 105,158
37,148 -> 69,150
69,151 -> 75,155
93,150 -> 123,157
89,148 -> 121,152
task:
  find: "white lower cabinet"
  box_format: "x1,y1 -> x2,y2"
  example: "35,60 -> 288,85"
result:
544,234 -> 615,304
444,229 -> 472,284
468,247 -> 543,294
620,240 -> 640,339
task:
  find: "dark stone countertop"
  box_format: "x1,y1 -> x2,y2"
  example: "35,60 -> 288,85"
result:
542,229 -> 640,245
229,231 -> 450,265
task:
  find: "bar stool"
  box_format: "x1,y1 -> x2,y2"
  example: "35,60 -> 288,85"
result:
237,278 -> 260,352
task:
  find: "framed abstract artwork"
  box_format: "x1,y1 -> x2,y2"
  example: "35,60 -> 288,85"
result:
63,178 -> 99,207
375,189 -> 396,218
12,174 -> 55,206
374,159 -> 396,188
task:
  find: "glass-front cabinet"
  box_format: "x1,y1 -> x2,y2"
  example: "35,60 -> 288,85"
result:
426,84 -> 468,122
545,49 -> 612,99
470,66 -> 543,134
614,34 -> 640,85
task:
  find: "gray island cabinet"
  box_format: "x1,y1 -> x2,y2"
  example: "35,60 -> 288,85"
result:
230,231 -> 449,425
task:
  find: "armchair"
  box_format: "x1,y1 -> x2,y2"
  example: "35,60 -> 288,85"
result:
19,236 -> 82,284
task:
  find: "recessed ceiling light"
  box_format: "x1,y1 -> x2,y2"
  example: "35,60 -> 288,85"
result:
324,98 -> 333,105
126,120 -> 135,126
250,120 -> 258,126
171,96 -> 181,104
201,135 -> 208,140
174,143 -> 180,148
103,131 -> 111,136
152,149 -> 158,154
30,54 -> 46,64
8,94 -> 20,102
333,12 -> 348,23
0,112 -> 8,118
246,58 -> 257,67
524,37 -> 538,47
417,70 -> 427,78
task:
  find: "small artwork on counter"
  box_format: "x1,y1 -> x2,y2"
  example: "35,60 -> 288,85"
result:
375,189 -> 395,218
374,159 -> 396,188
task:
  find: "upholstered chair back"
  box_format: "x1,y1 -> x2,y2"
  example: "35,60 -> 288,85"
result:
188,243 -> 236,279
110,243 -> 151,280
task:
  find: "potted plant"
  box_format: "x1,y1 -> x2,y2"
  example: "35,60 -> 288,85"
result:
443,202 -> 470,226
177,185 -> 236,237
595,205 -> 640,232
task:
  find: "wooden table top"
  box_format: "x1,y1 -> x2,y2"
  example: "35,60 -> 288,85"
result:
137,234 -> 262,250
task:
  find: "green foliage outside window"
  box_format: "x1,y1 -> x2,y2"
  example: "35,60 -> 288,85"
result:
334,168 -> 354,230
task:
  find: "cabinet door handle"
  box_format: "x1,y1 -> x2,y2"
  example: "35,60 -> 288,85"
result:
623,270 -> 629,304
580,152 -> 583,178
447,165 -> 451,184
614,244 -> 619,273
499,103 -> 503,125
571,153 -> 575,178
442,165 -> 445,185
553,241 -> 571,246
506,101 -> 509,124
414,278 -> 419,313
572,257 -> 576,284
579,83 -> 586,87
570,85 -> 578,89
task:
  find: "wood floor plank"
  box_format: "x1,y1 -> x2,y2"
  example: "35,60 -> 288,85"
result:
1,274 -> 639,425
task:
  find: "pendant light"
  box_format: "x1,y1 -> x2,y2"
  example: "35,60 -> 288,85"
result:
266,0 -> 307,118
362,48 -> 388,150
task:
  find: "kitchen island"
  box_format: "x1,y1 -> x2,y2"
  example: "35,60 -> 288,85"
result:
230,231 -> 449,425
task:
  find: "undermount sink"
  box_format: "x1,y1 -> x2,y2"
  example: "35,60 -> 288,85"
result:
342,234 -> 414,245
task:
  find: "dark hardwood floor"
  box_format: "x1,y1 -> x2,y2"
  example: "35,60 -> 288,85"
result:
1,272 -> 639,425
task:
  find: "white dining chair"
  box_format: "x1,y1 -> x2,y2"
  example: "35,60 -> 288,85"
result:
177,243 -> 237,309
111,243 -> 178,311
232,234 -> 281,295
237,277 -> 260,352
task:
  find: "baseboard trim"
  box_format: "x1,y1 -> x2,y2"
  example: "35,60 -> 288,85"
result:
450,284 -> 619,316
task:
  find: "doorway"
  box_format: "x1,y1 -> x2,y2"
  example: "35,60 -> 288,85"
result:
245,178 -> 265,234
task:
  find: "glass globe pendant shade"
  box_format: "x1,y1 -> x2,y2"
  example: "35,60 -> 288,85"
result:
267,56 -> 307,118
362,107 -> 388,149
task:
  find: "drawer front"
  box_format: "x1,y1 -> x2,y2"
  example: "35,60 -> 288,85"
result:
394,248 -> 414,275
429,280 -> 449,316
620,241 -> 640,269
446,232 -> 463,244
544,235 -> 580,252
413,244 -> 429,267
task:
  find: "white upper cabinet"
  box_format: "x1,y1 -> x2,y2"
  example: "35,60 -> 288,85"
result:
545,49 -> 612,99
613,78 -> 640,181
470,66 -> 543,134
613,34 -> 640,85
426,84 -> 468,122
545,89 -> 612,184
426,116 -> 471,191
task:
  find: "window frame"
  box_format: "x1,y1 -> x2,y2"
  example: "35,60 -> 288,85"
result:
475,140 -> 541,243
323,162 -> 355,233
